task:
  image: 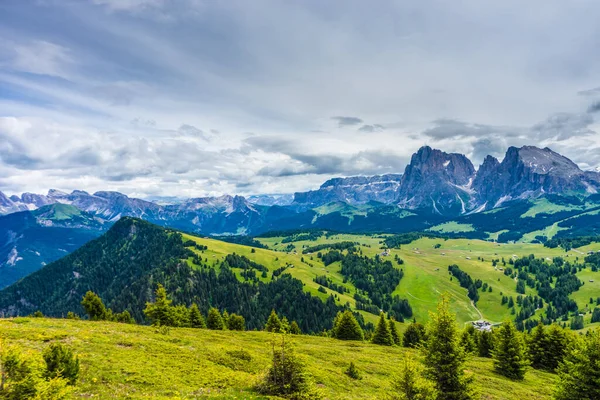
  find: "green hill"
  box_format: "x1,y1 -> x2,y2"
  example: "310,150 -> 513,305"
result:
2,217 -> 600,332
0,317 -> 558,400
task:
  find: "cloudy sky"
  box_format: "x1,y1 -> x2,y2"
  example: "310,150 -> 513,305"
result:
1,0 -> 600,198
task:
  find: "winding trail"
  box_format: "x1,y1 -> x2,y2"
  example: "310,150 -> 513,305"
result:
471,300 -> 484,320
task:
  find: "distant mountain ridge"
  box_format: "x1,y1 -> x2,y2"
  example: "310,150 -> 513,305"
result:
1,145 -> 599,223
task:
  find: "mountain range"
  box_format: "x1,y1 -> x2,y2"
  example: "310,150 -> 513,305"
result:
2,145 -> 598,219
1,145 -> 600,289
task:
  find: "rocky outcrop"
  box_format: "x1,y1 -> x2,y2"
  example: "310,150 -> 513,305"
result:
396,146 -> 476,215
472,146 -> 600,207
292,174 -> 403,207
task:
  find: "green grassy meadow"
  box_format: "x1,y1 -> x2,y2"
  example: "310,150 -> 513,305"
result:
0,318 -> 559,400
183,232 -> 600,327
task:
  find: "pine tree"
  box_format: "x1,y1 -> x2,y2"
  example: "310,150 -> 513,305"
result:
389,318 -> 401,346
227,313 -> 246,331
81,291 -> 108,321
280,316 -> 291,333
492,320 -> 528,380
389,357 -> 437,400
344,362 -> 362,380
527,322 -> 547,370
143,284 -> 174,326
459,326 -> 477,354
403,322 -> 427,348
189,304 -> 206,328
422,295 -> 474,400
206,307 -> 225,330
256,335 -> 320,399
592,308 -> 600,323
554,328 -> 600,400
477,330 -> 494,358
372,312 -> 394,346
289,321 -> 301,335
265,310 -> 283,333
333,311 -> 364,341
43,342 -> 80,385
222,310 -> 230,328
545,324 -> 570,371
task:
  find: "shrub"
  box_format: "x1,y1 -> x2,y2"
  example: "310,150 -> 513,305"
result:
43,343 -> 80,385
256,335 -> 321,399
228,314 -> 246,331
344,362 -> 361,380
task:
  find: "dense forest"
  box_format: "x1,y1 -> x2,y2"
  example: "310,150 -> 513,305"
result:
0,218 -> 343,333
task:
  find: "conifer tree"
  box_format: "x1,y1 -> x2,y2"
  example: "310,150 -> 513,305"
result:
372,312 -> 394,346
143,284 -> 174,326
256,334 -> 320,399
81,291 -> 108,321
227,313 -> 246,331
344,361 -> 362,380
43,342 -> 80,385
206,307 -> 225,330
222,310 -> 230,328
422,295 -> 474,400
545,324 -> 570,371
390,357 -> 437,400
403,322 -> 427,348
592,307 -> 600,323
554,328 -> 600,400
527,322 -> 548,370
265,310 -> 283,333
280,316 -> 291,333
333,311 -> 364,341
477,330 -> 494,358
459,326 -> 477,354
492,320 -> 528,380
189,304 -> 206,328
389,318 -> 401,346
289,321 -> 301,335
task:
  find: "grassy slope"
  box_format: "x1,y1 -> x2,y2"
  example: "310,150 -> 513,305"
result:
519,198 -> 580,218
252,234 -> 600,326
0,318 -> 558,400
428,222 -> 475,233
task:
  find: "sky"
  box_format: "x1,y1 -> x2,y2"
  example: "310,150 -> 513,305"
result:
1,0 -> 600,198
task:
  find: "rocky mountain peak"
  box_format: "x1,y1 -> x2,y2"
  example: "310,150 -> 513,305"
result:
0,192 -> 13,207
396,146 -> 476,214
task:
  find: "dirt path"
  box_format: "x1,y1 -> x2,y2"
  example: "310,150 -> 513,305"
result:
471,300 -> 484,320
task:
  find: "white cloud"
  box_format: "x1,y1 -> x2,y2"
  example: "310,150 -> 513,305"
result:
0,0 -> 599,197
3,40 -> 73,78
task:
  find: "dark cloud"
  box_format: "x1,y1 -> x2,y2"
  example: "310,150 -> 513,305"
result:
424,111 -> 596,143
470,138 -> 506,165
531,112 -> 594,141
358,124 -> 385,133
588,102 -> 600,113
332,116 -> 363,127
578,87 -> 600,97
247,136 -> 408,177
423,119 -> 521,140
